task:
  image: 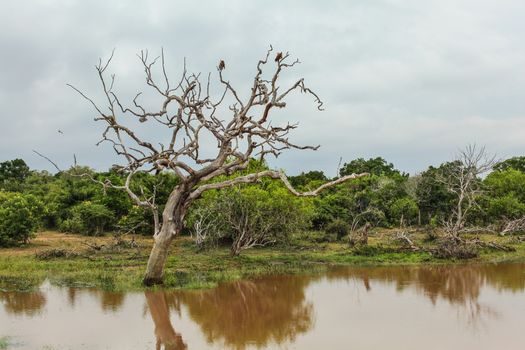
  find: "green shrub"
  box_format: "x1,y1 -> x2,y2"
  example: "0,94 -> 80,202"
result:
352,245 -> 390,256
0,192 -> 43,246
485,194 -> 525,221
117,205 -> 153,235
389,197 -> 419,226
59,201 -> 114,235
325,219 -> 350,239
58,216 -> 85,234
189,182 -> 312,255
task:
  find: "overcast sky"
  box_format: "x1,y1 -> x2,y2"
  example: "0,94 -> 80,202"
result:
1,0 -> 524,176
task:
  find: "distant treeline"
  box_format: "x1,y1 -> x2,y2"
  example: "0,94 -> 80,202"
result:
1,155 -> 525,248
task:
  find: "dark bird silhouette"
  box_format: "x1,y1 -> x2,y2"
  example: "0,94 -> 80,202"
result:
219,60 -> 225,71
58,130 -> 64,134
275,52 -> 283,62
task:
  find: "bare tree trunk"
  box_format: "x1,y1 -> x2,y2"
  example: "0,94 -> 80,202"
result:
230,229 -> 247,257
143,228 -> 175,286
362,222 -> 370,245
454,196 -> 464,236
230,244 -> 240,257
143,188 -> 189,286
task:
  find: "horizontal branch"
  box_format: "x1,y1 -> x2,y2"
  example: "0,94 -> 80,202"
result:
189,170 -> 369,201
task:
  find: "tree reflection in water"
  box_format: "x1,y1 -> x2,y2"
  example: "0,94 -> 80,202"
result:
145,291 -> 187,350
0,290 -> 46,316
326,263 -> 525,326
65,288 -> 126,312
1,263 -> 525,349
145,275 -> 314,349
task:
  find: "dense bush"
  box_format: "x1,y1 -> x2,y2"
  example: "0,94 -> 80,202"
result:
4,153 -> 525,243
0,192 -> 44,246
415,164 -> 455,224
0,159 -> 31,192
117,205 -> 153,235
389,197 -> 419,226
59,201 -> 114,236
325,219 -> 350,239
493,156 -> 525,173
188,181 -> 312,255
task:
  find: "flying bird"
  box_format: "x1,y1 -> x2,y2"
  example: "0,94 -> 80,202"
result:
219,59 -> 225,71
275,52 -> 283,62
58,130 -> 64,135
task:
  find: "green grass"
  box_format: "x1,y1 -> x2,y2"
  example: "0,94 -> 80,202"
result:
0,337 -> 9,350
1,230 -> 525,292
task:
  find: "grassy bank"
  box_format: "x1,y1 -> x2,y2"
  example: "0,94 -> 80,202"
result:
1,230 -> 524,291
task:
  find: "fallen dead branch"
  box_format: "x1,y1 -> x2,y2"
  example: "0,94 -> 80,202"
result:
468,237 -> 515,252
431,239 -> 479,259
35,249 -> 79,260
82,241 -> 105,251
394,230 -> 420,251
501,217 -> 525,236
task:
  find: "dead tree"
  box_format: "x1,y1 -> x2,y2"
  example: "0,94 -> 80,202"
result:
500,216 -> 525,236
70,47 -> 368,285
349,222 -> 371,247
440,145 -> 496,238
190,208 -> 217,250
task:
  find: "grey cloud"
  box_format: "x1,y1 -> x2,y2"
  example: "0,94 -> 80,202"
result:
1,0 -> 525,175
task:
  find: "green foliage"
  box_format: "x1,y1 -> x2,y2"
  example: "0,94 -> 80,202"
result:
313,171 -> 408,230
493,156 -> 525,173
484,169 -> 525,201
5,153 -> 525,242
15,165 -> 179,236
476,169 -> 525,224
93,172 -> 132,218
484,195 -> 525,221
117,205 -> 153,235
0,192 -> 44,246
390,197 -> 419,226
59,201 -> 114,236
129,171 -> 180,208
415,164 -> 455,224
324,219 -> 350,239
0,158 -> 30,191
289,171 -> 328,189
188,181 -> 312,255
339,157 -> 406,177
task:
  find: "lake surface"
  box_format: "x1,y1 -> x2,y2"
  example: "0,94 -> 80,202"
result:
1,263 -> 525,349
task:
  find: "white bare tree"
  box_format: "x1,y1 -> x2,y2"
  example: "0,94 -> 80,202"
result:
69,47 -> 368,285
441,145 -> 496,238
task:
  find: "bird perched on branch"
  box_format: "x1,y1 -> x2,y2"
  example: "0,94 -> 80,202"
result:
275,52 -> 283,62
219,59 -> 225,71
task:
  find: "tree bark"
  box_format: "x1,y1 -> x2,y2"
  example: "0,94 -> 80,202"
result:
143,186 -> 190,286
143,228 -> 175,286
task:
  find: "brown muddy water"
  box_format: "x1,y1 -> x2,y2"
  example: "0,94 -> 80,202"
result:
1,263 -> 525,349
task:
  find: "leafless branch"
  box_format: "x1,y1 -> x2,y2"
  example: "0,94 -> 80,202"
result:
440,144 -> 497,237
69,47 -> 369,285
